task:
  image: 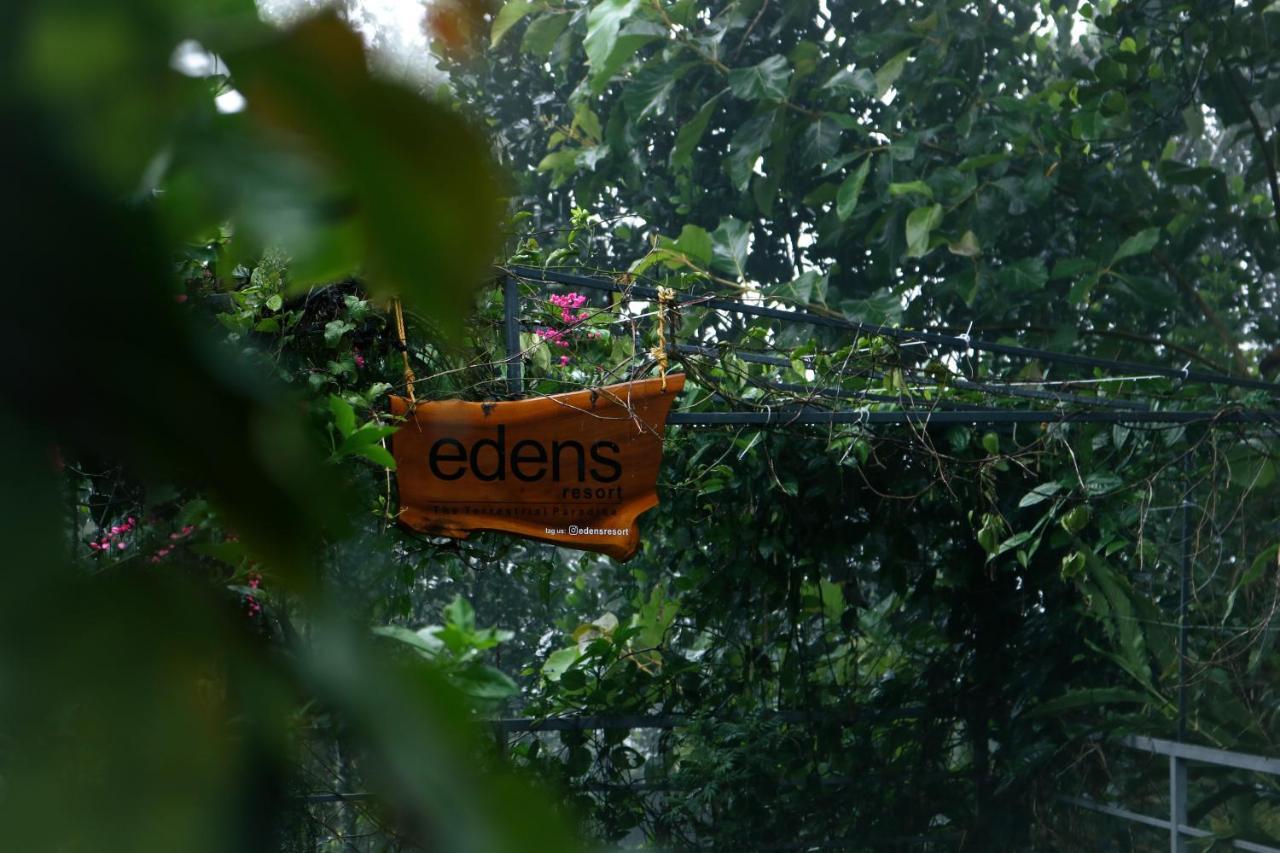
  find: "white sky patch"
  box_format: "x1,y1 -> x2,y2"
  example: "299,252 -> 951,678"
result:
257,0 -> 443,86
171,39 -> 218,76
215,89 -> 248,113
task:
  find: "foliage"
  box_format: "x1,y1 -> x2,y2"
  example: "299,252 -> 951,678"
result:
0,2 -> 569,852
436,0 -> 1280,848
3,0 -> 1280,851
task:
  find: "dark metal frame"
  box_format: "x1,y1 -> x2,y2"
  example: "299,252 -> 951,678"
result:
488,266 -> 1280,850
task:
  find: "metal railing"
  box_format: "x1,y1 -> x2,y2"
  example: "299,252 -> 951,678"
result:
1065,735 -> 1280,852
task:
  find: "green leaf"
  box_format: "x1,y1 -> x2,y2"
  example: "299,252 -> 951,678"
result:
1157,160 -> 1220,186
373,625 -> 444,657
904,204 -> 943,258
491,0 -> 534,47
1068,271 -> 1100,305
227,13 -> 502,336
585,0 -> 639,76
956,152 -> 1010,172
1061,505 -> 1090,534
1111,227 -> 1160,265
783,269 -> 828,304
329,395 -> 356,439
823,67 -> 876,98
889,180 -> 933,200
997,257 -> 1048,292
947,230 -> 981,257
800,116 -> 842,165
1084,472 -> 1122,495
451,663 -> 519,699
521,11 -> 572,55
623,60 -> 693,121
673,223 -> 713,267
324,319 -> 354,346
353,442 -> 396,470
982,431 -> 1000,455
592,21 -> 665,92
670,91 -> 724,171
1019,481 -> 1063,508
444,595 -> 476,632
728,55 -> 792,101
724,111 -> 775,191
711,217 -> 751,279
1026,687 -> 1152,718
337,423 -> 398,455
542,646 -> 581,682
836,156 -> 873,221
1061,550 -> 1087,580
874,49 -> 913,97
816,579 -> 844,622
1050,257 -> 1096,280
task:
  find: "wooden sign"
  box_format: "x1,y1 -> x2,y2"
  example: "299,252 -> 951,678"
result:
390,375 -> 684,560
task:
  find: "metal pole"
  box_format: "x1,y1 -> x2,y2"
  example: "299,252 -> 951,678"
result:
509,265 -> 1280,395
503,276 -> 522,398
1172,444 -> 1193,853
1170,754 -> 1188,853
663,409 -> 1279,426
1179,446 -> 1192,742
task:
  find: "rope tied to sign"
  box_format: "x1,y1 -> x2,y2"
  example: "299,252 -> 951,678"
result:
649,286 -> 676,392
391,297 -> 416,403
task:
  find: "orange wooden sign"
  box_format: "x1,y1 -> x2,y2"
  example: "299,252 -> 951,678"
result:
390,375 -> 684,560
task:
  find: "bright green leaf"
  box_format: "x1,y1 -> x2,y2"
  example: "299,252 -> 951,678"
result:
1111,227 -> 1160,265
584,0 -> 640,85
542,646 -> 581,682
728,55 -> 792,101
491,0 -> 534,47
521,11 -> 571,55
673,223 -> 713,267
329,395 -> 356,439
723,111 -> 775,191
948,230 -> 981,257
904,203 -> 943,258
836,155 -> 873,221
711,217 -> 751,279
353,443 -> 396,470
874,49 -> 912,97
889,180 -> 933,200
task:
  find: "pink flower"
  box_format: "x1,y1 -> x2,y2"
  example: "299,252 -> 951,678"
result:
535,327 -> 568,347
117,542 -> 127,550
560,355 -> 570,366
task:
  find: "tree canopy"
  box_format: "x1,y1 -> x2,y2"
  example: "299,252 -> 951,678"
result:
2,0 -> 1279,851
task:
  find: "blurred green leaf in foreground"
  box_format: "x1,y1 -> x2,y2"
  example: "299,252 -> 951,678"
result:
0,2 -> 565,852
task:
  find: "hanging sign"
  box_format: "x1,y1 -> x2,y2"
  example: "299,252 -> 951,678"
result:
390,375 -> 684,560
